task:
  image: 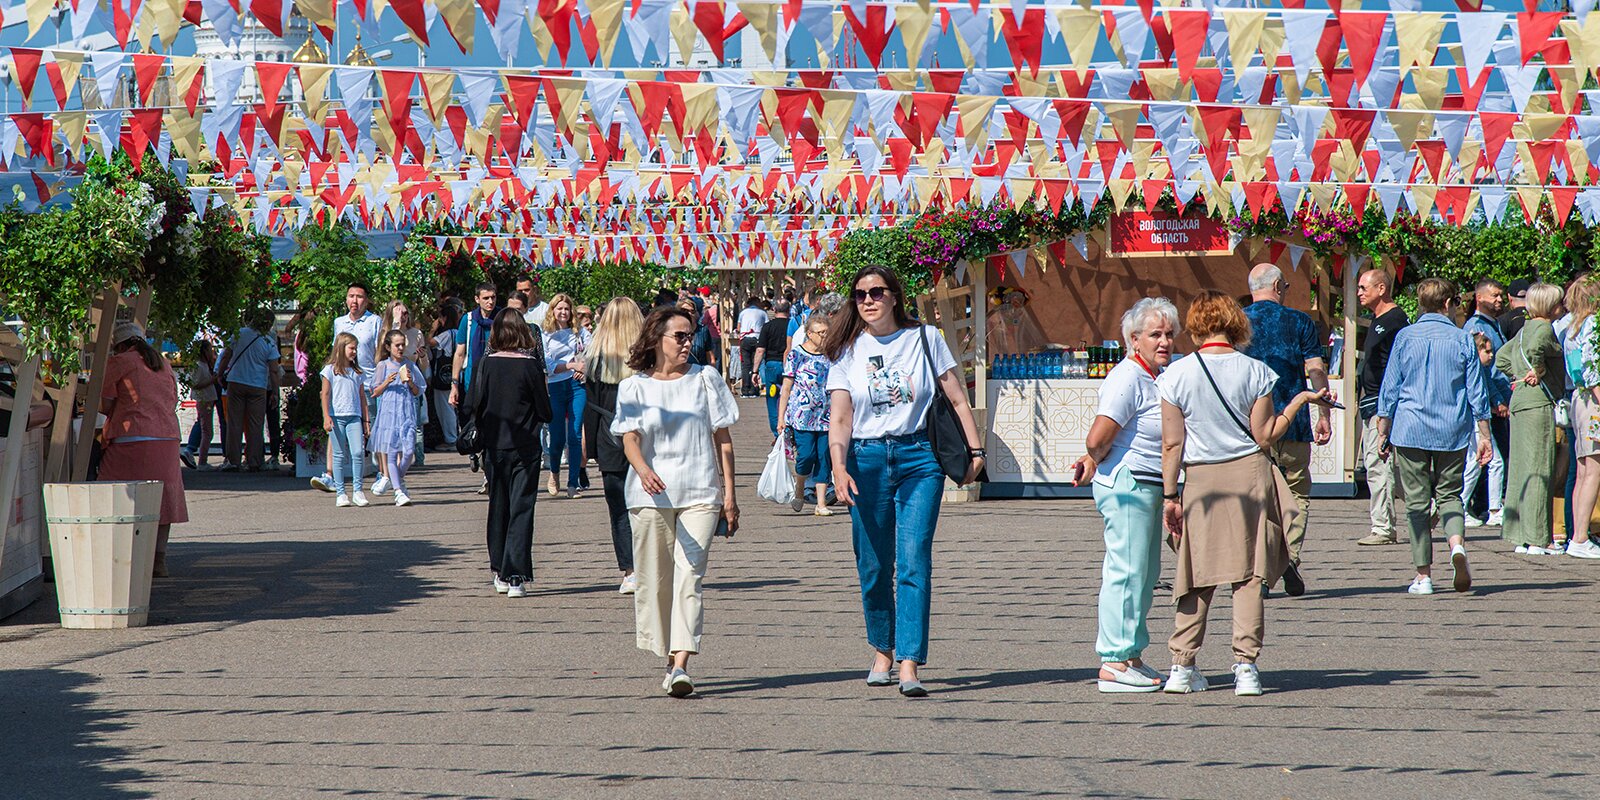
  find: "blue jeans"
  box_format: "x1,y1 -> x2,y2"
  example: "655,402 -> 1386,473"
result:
792,429 -> 831,483
546,378 -> 585,486
328,415 -> 365,494
847,432 -> 944,664
761,361 -> 784,436
1092,469 -> 1163,662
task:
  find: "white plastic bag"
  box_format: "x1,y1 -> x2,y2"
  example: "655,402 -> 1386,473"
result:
757,438 -> 795,505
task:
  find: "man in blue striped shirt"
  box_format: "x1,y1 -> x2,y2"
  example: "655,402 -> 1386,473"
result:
1375,278 -> 1493,596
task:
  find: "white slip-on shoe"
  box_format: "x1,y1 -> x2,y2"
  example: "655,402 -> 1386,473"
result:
1232,662 -> 1263,696
1098,663 -> 1160,694
1163,665 -> 1208,694
1407,576 -> 1434,595
1131,663 -> 1164,682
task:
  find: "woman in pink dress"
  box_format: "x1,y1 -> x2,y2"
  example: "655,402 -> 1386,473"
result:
99,321 -> 188,578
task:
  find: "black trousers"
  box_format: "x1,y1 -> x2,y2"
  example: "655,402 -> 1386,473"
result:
485,448 -> 540,583
601,470 -> 633,572
740,336 -> 760,395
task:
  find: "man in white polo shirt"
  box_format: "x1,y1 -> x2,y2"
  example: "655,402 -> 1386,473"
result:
312,283 -> 383,492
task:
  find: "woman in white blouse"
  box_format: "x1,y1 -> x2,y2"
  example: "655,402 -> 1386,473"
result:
543,293 -> 587,498
1071,298 -> 1179,693
611,306 -> 740,698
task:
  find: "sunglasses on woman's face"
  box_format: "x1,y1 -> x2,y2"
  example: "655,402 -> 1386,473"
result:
853,286 -> 891,304
667,331 -> 694,344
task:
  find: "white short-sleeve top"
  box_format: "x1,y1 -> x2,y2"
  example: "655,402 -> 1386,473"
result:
610,365 -> 740,509
825,325 -> 956,439
1155,351 -> 1277,465
1094,358 -> 1164,487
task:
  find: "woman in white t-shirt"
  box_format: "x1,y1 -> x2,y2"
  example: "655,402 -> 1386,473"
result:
1156,291 -> 1333,698
611,306 -> 740,698
823,266 -> 985,698
1070,298 -> 1179,694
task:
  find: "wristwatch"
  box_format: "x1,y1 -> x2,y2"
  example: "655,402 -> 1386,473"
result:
968,447 -> 986,459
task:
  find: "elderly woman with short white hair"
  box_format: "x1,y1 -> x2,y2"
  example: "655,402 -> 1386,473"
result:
1071,297 -> 1180,693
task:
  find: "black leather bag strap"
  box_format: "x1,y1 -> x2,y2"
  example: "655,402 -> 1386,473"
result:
1194,353 -> 1274,465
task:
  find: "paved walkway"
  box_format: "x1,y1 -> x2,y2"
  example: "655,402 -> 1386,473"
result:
2,399 -> 1597,798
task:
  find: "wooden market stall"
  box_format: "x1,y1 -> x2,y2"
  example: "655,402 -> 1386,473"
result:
923,211 -> 1361,500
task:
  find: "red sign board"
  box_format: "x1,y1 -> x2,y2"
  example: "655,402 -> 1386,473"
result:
1107,212 -> 1232,257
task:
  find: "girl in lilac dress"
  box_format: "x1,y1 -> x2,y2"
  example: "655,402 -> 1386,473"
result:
369,330 -> 424,506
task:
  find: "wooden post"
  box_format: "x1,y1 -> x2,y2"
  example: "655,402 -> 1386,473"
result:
0,354 -> 41,576
1342,257 -> 1361,484
71,286 -> 124,482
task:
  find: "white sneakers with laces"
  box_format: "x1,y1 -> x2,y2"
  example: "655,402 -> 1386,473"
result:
1407,576 -> 1434,595
335,493 -> 351,508
618,574 -> 638,594
1566,539 -> 1600,559
1232,663 -> 1263,696
394,491 -> 412,507
371,476 -> 392,496
1163,665 -> 1208,694
350,491 -> 371,507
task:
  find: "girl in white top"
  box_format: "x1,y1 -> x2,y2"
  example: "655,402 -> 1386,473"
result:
824,266 -> 984,698
543,293 -> 588,497
611,306 -> 739,698
320,333 -> 370,507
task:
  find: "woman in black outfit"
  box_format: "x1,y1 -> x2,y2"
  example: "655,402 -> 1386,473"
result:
468,309 -> 553,598
583,298 -> 645,594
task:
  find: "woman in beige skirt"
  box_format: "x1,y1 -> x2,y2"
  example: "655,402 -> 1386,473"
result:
1155,291 -> 1335,697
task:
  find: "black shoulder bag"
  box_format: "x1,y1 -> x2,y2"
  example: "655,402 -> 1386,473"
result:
916,326 -> 981,484
455,356 -> 488,456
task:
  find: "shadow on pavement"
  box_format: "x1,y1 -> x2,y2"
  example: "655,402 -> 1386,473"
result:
1308,579 -> 1590,600
1268,668 -> 1436,692
707,578 -> 801,590
697,670 -> 862,695
143,538 -> 453,625
935,668 -> 1100,694
0,669 -> 145,799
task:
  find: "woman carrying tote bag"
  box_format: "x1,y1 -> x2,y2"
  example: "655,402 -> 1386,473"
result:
824,266 -> 985,698
1156,291 -> 1333,698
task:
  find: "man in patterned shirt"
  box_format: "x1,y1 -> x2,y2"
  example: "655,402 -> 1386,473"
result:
1241,264 -> 1331,598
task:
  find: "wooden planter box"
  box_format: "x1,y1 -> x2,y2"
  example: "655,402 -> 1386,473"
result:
43,481 -> 163,629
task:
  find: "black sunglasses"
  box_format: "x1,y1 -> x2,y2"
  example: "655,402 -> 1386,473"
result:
666,331 -> 694,344
852,286 -> 891,304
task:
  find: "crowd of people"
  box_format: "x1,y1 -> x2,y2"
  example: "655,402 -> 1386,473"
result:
1073,264 -> 1600,699
101,255 -> 1600,701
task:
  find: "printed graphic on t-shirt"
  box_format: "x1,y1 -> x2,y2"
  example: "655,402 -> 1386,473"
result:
866,355 -> 913,416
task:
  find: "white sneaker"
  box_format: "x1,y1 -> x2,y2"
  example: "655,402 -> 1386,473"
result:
1232,662 -> 1263,696
1464,516 -> 1485,528
1451,545 -> 1472,592
1566,539 -> 1600,559
618,574 -> 638,594
477,478 -> 489,495
665,668 -> 694,697
1163,664 -> 1208,694
335,493 -> 351,508
1514,544 -> 1530,554
1486,510 -> 1504,526
310,473 -> 334,492
371,476 -> 391,496
507,579 -> 527,598
1407,576 -> 1434,595
493,574 -> 509,594
350,491 -> 371,507
394,491 -> 412,507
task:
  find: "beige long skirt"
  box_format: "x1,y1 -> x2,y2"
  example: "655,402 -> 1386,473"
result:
1173,451 -> 1294,598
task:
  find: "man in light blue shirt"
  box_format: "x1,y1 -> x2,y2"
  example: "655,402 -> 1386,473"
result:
1375,278 -> 1493,596
1459,279 -> 1510,527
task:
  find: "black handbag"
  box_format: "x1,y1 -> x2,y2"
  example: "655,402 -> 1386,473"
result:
455,359 -> 486,456
916,326 -> 979,484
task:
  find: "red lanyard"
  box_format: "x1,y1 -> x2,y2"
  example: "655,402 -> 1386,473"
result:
1131,352 -> 1158,378
1196,342 -> 1233,352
